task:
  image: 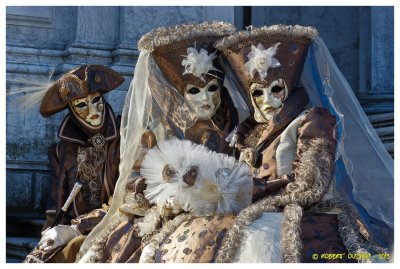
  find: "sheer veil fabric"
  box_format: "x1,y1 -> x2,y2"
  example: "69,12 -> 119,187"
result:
301,37 -> 393,246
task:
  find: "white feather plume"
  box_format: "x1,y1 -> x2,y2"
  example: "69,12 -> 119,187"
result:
179,151 -> 253,216
141,138 -> 204,205
244,43 -> 281,80
7,71 -> 54,112
181,46 -> 219,80
140,138 -> 253,216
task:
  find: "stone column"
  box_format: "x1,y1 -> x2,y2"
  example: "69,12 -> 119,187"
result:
370,7 -> 394,95
358,6 -> 394,114
62,6 -> 120,71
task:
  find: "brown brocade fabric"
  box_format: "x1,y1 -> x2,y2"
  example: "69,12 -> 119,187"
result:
252,106 -> 336,201
101,219 -> 143,263
300,213 -> 354,263
46,104 -> 120,225
78,179 -> 148,263
24,104 -> 121,263
152,214 -> 346,263
24,246 -> 64,263
156,215 -> 235,263
71,209 -> 107,235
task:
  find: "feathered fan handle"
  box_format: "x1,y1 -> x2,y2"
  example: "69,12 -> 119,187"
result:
6,70 -> 55,112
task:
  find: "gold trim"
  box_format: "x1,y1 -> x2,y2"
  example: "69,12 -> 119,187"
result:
215,24 -> 318,51
138,21 -> 236,52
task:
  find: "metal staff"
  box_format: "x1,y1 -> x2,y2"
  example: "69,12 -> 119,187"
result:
51,182 -> 83,228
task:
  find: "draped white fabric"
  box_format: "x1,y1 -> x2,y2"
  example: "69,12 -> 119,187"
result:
301,37 -> 394,231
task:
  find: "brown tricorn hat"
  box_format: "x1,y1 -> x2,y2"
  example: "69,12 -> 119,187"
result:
40,65 -> 124,117
215,25 -> 318,96
138,21 -> 236,94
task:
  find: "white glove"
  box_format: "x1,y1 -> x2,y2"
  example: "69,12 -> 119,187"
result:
38,224 -> 81,251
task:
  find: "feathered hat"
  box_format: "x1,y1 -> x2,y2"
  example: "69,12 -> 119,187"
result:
138,21 -> 236,94
39,65 -> 124,117
215,24 -> 318,96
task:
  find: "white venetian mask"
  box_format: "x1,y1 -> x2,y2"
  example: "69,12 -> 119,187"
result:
71,92 -> 105,128
184,79 -> 221,120
250,79 -> 288,123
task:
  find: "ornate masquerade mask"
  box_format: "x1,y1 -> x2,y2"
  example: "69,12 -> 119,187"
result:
70,93 -> 105,128
250,79 -> 288,123
184,79 -> 221,120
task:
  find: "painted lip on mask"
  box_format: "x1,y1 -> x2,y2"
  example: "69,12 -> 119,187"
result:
90,114 -> 100,120
262,107 -> 275,112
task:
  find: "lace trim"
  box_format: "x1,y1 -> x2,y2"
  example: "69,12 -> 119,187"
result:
243,123 -> 268,149
215,24 -> 319,52
138,21 -> 235,52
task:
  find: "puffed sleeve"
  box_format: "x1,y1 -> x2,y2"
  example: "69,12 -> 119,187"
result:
70,208 -> 108,235
263,107 -> 337,197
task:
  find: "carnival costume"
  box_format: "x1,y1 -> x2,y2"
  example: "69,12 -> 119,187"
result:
22,65 -> 124,263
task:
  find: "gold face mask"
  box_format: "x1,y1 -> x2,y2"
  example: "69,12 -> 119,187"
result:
71,93 -> 105,127
250,78 -> 288,123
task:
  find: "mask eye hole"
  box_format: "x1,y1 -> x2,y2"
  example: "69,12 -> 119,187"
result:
208,84 -> 219,92
271,85 -> 284,93
92,96 -> 101,104
162,164 -> 176,182
182,166 -> 198,186
252,89 -> 263,98
76,102 -> 87,109
187,87 -> 200,94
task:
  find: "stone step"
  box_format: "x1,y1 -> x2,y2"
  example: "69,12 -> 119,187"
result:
6,236 -> 40,263
368,112 -> 394,126
366,112 -> 394,156
7,213 -> 45,238
6,236 -> 40,249
376,126 -> 394,139
6,257 -> 24,263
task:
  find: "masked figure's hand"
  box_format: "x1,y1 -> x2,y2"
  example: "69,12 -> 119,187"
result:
38,224 -> 81,251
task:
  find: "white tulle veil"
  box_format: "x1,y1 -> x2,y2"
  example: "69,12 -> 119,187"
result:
301,37 -> 393,247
